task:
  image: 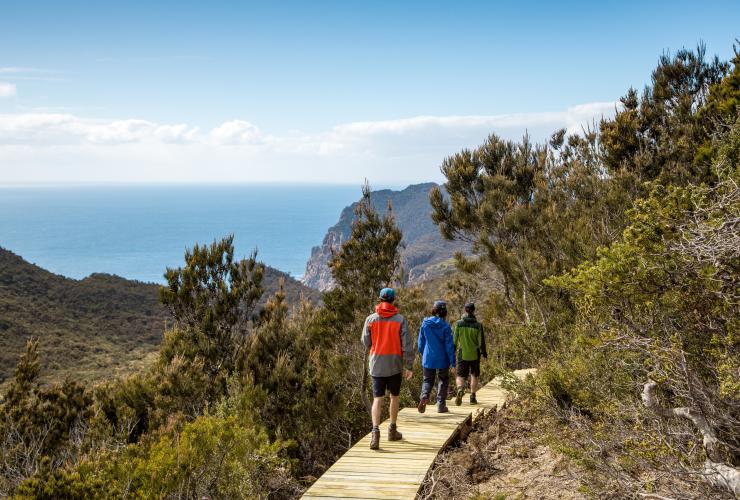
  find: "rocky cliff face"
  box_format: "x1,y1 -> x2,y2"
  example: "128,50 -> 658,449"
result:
302,183 -> 469,291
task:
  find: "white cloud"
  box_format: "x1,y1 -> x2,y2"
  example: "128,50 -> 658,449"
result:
86,119 -> 157,144
0,82 -> 16,97
84,119 -> 198,145
0,102 -> 619,184
0,113 -> 82,144
210,120 -> 264,145
0,114 -> 200,145
331,102 -> 616,137
154,123 -> 200,143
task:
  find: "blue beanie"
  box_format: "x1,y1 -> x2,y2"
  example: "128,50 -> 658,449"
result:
379,287 -> 395,302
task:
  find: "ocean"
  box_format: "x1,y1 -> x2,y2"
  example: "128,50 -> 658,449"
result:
0,184 -> 362,284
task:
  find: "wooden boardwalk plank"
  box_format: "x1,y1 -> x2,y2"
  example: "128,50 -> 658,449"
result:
302,369 -> 534,500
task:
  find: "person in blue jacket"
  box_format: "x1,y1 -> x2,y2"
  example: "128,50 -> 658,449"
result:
417,300 -> 456,413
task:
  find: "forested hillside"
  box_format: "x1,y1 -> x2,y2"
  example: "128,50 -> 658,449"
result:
0,248 -> 167,386
0,247 -> 319,387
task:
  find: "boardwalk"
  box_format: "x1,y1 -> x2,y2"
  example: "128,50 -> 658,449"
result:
302,369 -> 535,500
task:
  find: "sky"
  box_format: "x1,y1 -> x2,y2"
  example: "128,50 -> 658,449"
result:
0,1 -> 738,185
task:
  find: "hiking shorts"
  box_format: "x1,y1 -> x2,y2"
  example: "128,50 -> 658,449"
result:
457,359 -> 481,378
372,373 -> 402,397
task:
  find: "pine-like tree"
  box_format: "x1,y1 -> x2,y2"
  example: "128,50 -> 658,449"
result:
0,339 -> 92,495
601,44 -> 730,187
320,181 -> 403,415
159,235 -> 264,399
327,181 -> 403,318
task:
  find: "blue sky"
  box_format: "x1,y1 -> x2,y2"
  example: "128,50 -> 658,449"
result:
0,1 -> 738,184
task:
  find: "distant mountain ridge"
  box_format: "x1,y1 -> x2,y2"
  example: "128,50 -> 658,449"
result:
0,247 -> 319,386
302,183 -> 469,290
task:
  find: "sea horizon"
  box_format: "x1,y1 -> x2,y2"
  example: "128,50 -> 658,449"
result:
0,183 -> 380,284
0,180 -> 409,189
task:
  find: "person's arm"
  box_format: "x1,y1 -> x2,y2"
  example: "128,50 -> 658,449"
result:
361,316 -> 372,349
417,324 -> 426,356
479,324 -> 488,359
452,322 -> 459,350
400,317 -> 414,371
445,324 -> 456,369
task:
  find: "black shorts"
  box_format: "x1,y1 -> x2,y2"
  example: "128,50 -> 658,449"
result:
372,373 -> 402,397
457,359 -> 480,378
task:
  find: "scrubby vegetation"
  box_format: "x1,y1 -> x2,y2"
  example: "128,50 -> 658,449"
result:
0,187 -> 409,497
430,44 -> 740,498
0,248 -> 168,387
0,247 -> 318,388
0,43 -> 737,498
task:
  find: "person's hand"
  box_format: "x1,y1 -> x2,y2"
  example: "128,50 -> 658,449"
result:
404,369 -> 413,380
450,367 -> 457,377
481,356 -> 488,362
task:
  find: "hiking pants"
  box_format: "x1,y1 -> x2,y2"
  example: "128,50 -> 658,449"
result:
421,367 -> 449,403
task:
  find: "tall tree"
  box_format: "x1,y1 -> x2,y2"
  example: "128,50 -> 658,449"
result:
320,182 -> 403,415
545,117 -> 740,496
430,129 -> 617,354
327,181 -> 403,317
0,340 -> 92,496
159,235 -> 264,393
601,44 -> 730,188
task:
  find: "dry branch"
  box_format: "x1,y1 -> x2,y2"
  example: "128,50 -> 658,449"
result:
642,380 -> 740,496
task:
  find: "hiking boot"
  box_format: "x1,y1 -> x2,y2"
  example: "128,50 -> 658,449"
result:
388,423 -> 402,441
455,387 -> 464,406
437,403 -> 449,413
470,393 -> 478,404
417,396 -> 428,413
369,429 -> 380,450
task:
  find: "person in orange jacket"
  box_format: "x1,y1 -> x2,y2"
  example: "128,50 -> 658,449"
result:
361,287 -> 415,450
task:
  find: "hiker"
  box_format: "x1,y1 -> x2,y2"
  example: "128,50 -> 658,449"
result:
361,287 -> 414,450
417,300 -> 456,413
453,302 -> 488,405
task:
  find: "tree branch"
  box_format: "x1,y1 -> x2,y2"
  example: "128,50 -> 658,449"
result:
642,380 -> 739,496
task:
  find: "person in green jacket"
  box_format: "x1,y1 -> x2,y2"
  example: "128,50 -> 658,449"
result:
452,302 -> 487,405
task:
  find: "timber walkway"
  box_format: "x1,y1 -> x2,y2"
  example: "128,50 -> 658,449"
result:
302,369 -> 535,500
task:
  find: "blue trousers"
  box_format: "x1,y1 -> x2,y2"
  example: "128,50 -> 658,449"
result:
421,367 -> 449,403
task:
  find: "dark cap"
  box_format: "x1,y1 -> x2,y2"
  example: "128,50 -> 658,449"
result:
464,302 -> 475,312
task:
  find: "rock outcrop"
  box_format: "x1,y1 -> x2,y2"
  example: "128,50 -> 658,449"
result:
302,183 -> 469,291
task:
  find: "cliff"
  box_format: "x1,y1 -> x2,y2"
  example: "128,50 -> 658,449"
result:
302,183 -> 469,290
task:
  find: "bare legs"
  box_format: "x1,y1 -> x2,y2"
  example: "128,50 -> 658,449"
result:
389,394 -> 399,423
456,375 -> 464,391
456,374 -> 479,393
372,394 -> 400,427
372,396 -> 382,426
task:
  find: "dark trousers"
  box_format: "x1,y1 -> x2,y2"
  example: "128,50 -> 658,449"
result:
421,368 -> 449,403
